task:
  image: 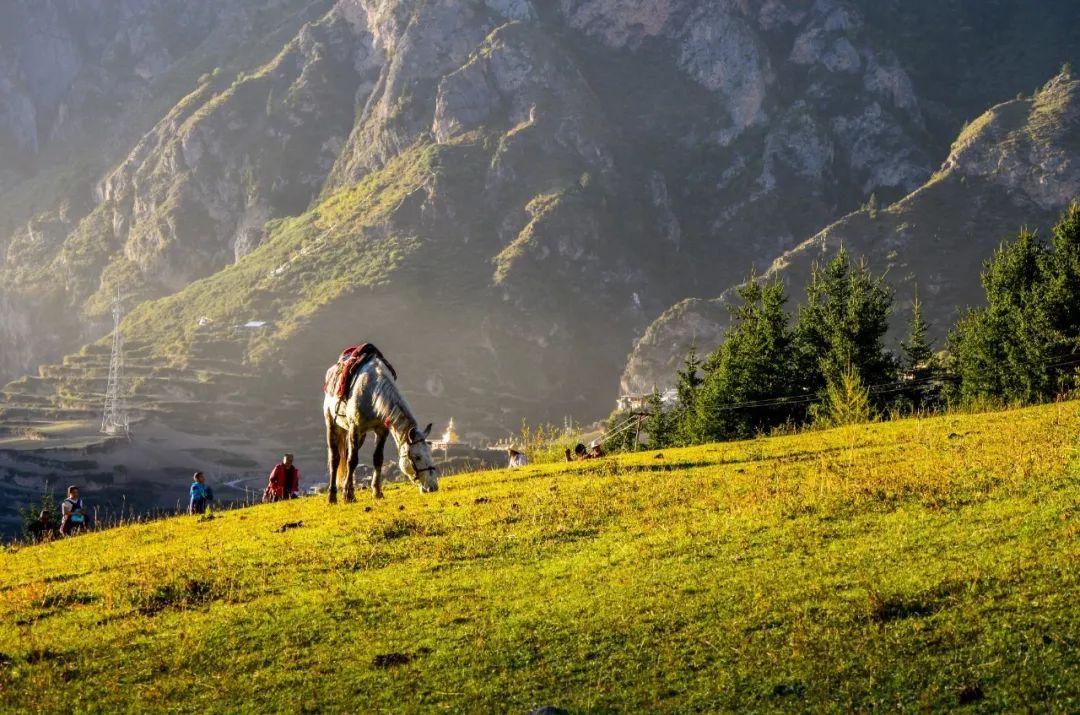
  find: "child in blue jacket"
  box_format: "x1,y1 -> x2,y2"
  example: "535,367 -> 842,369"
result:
189,472 -> 214,515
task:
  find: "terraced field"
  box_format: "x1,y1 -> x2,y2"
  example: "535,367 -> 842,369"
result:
0,332 -> 316,535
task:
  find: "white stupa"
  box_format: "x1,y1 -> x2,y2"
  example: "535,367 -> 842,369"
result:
443,418 -> 458,444
431,418 -> 466,450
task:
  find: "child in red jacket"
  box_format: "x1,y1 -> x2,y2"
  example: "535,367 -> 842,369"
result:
263,453 -> 300,502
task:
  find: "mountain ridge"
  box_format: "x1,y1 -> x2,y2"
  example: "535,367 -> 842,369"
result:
622,71 -> 1080,395
1,0 -> 947,390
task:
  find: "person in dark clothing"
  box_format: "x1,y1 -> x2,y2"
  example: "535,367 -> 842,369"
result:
59,486 -> 87,537
189,471 -> 214,515
263,453 -> 300,502
27,510 -> 54,542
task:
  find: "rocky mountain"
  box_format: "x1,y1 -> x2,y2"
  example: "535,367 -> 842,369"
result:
0,0 -> 1078,532
0,0 -> 337,376
623,71 -> 1080,394
1,0 -> 945,409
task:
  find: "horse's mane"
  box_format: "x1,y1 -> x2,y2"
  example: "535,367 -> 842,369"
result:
367,359 -> 418,432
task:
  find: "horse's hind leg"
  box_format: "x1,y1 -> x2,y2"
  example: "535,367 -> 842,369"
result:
344,427 -> 363,503
326,418 -> 341,505
371,430 -> 389,499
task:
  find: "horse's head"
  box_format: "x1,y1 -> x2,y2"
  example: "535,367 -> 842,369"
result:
400,422 -> 439,493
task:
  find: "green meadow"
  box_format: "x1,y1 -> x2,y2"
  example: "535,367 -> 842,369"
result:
2,402 -> 1078,713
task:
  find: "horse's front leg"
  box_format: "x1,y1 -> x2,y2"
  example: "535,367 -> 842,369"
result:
326,417 -> 339,505
371,430 -> 389,499
345,428 -> 364,503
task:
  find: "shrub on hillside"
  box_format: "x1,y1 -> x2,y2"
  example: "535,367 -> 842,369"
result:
518,420 -> 581,464
812,364 -> 874,428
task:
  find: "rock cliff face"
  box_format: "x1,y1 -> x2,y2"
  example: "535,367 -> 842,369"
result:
0,0 -> 1077,441
95,11 -> 365,293
622,73 -> 1080,394
0,0 -> 334,377
555,0 -> 931,278
0,1 -> 325,196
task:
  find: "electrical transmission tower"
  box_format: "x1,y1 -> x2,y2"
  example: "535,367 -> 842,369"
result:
101,288 -> 130,438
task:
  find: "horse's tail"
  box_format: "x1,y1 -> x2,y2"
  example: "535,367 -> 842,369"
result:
324,405 -> 347,497
334,429 -> 349,487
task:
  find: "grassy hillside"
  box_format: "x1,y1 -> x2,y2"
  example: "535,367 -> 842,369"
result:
2,403 -> 1078,712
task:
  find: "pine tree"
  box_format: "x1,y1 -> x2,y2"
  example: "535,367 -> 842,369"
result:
950,229 -> 1051,402
675,345 -> 704,404
901,289 -> 934,372
643,387 -> 674,449
951,204 -> 1080,403
817,363 -> 873,428
793,248 -> 896,397
672,345 -> 704,445
1046,201 -> 1080,339
697,278 -> 797,441
865,192 -> 879,219
895,287 -> 944,411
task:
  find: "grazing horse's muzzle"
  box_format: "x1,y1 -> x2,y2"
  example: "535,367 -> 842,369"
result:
416,466 -> 439,493
403,428 -> 438,494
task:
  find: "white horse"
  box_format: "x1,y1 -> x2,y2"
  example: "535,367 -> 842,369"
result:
323,357 -> 438,502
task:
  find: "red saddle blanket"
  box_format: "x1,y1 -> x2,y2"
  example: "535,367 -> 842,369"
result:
323,343 -> 398,399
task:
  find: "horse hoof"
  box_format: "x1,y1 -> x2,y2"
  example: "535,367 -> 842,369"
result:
373,490 -> 385,500
328,495 -> 338,505
345,493 -> 356,504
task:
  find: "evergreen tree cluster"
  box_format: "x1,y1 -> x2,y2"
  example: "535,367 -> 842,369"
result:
950,203 -> 1080,403
633,202 -> 1080,451
663,248 -> 903,446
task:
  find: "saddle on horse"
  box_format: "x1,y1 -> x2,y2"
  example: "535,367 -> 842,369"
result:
323,343 -> 398,399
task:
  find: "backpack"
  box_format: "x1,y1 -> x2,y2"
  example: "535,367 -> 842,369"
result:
64,498 -> 85,524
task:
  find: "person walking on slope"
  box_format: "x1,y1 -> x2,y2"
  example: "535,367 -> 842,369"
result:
189,471 -> 214,515
263,453 -> 300,502
59,486 -> 87,537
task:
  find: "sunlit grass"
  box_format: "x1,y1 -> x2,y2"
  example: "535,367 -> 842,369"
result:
1,402 -> 1077,712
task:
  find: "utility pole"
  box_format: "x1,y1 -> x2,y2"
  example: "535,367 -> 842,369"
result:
101,288 -> 130,438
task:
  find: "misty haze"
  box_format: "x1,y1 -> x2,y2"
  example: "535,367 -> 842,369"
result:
1,1 -> 1079,712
